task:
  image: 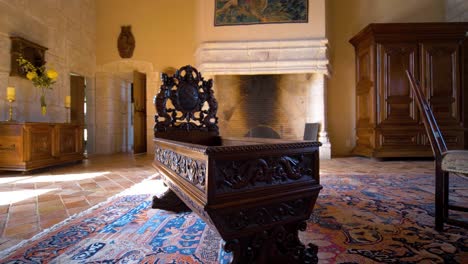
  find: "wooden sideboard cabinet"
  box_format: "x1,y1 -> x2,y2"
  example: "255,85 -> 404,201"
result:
349,22 -> 468,158
0,122 -> 84,171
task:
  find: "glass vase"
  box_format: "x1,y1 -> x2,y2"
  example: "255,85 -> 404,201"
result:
40,88 -> 47,116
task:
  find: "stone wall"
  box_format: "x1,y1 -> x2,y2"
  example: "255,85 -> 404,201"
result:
446,0 -> 468,21
0,0 -> 96,147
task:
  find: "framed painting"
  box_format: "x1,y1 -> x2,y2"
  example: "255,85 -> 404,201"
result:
214,0 -> 308,26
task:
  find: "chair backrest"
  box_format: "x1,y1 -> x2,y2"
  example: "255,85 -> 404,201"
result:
406,71 -> 448,159
154,65 -> 220,144
303,123 -> 320,141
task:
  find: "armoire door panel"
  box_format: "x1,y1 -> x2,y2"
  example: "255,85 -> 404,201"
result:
380,133 -> 418,146
358,50 -> 371,79
356,48 -> 374,128
356,79 -> 373,125
422,131 -> 463,148
376,130 -> 426,148
357,93 -> 370,122
378,43 -> 419,125
444,133 -> 463,147
421,42 -> 460,125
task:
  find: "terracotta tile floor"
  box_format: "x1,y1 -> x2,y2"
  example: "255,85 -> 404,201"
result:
0,154 -> 435,252
0,154 -> 158,251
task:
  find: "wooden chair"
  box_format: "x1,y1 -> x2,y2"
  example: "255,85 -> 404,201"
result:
406,70 -> 468,231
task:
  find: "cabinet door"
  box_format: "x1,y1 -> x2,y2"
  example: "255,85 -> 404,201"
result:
377,43 -> 419,126
53,124 -> 83,156
0,124 -> 23,165
421,42 -> 461,126
24,125 -> 53,162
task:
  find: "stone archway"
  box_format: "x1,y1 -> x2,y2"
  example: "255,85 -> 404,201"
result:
91,60 -> 159,154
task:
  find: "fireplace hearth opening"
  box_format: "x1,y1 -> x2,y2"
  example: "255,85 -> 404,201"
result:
215,73 -> 323,141
245,125 -> 281,139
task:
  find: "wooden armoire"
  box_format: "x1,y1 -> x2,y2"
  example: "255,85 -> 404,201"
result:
350,23 -> 468,158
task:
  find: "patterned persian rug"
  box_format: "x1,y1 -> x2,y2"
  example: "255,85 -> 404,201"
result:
0,173 -> 466,263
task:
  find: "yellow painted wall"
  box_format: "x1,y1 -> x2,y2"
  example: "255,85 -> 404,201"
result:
326,0 -> 446,156
196,0 -> 325,43
96,0 -> 197,72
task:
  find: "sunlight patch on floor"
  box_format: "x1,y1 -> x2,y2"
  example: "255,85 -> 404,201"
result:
122,176 -> 167,196
0,189 -> 58,205
13,172 -> 111,183
0,177 -> 31,184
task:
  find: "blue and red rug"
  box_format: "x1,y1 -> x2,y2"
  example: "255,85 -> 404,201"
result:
0,173 -> 466,263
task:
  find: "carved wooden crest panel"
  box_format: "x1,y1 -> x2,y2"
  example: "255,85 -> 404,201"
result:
154,65 -> 219,134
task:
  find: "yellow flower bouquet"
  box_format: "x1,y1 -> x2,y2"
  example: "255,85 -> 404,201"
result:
17,57 -> 58,115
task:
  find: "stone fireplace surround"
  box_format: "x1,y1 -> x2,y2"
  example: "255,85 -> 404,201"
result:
195,38 -> 331,159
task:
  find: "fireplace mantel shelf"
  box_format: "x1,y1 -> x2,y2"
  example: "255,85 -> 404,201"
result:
196,38 -> 329,76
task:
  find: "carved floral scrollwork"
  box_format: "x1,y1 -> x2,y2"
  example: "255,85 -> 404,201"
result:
155,146 -> 206,189
216,154 -> 315,192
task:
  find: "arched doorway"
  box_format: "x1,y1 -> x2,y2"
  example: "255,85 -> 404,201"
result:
93,60 -> 158,155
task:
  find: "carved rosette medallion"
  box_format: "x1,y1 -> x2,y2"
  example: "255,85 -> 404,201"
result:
155,146 -> 206,190
215,154 -> 316,192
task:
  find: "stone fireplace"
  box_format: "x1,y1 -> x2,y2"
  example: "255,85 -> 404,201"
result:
195,39 -> 331,159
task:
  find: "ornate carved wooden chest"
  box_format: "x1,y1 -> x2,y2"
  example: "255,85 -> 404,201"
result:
152,66 -> 322,263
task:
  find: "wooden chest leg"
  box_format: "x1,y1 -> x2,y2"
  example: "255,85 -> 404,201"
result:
224,221 -> 318,264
